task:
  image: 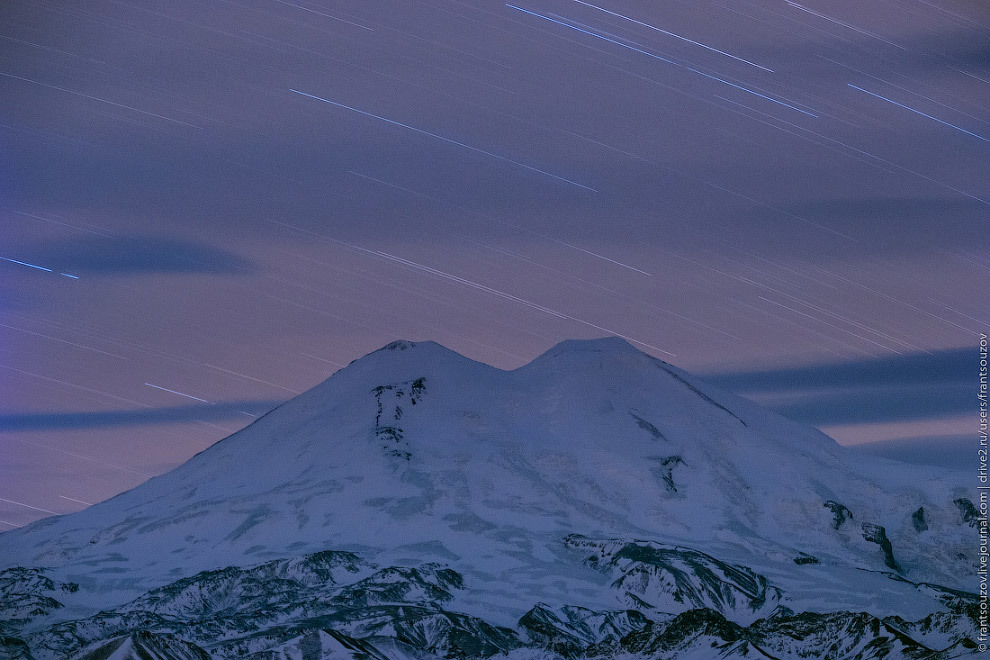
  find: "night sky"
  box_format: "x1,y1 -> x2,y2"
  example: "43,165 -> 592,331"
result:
1,0 -> 986,528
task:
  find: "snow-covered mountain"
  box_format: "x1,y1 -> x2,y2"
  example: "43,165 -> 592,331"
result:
0,339 -> 979,658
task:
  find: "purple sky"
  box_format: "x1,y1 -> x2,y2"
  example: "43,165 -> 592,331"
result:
1,0 -> 987,527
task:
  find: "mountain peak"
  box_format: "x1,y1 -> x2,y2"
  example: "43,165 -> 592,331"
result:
330,338 -> 492,387
355,339 -> 469,365
537,336 -> 642,358
0,336 -> 974,656
370,339 -> 446,355
362,336 -> 644,366
517,336 -> 660,378
343,337 -> 648,382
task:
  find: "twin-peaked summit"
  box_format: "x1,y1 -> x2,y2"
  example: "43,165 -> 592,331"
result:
0,338 -> 976,652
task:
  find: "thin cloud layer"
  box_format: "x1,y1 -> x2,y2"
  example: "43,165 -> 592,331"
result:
21,236 -> 256,275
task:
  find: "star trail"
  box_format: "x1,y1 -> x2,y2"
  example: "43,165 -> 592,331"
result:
1,0 -> 986,526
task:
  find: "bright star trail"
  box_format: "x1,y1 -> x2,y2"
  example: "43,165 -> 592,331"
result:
1,0 -> 985,526
848,84 -> 989,142
290,89 -> 598,190
505,4 -> 819,116
568,0 -> 776,72
1,257 -> 52,273
144,383 -> 211,404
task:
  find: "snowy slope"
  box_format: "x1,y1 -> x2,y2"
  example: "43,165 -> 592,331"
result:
0,339 -> 979,658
